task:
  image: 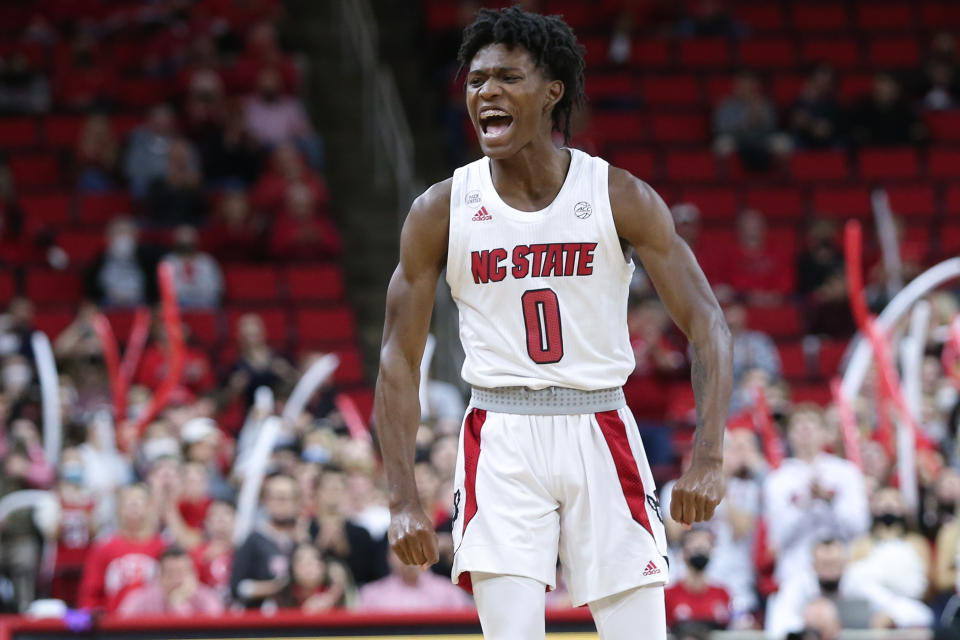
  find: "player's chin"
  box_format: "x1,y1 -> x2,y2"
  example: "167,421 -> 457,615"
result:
478,136 -> 517,159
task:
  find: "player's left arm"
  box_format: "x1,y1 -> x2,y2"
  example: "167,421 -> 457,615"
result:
609,167 -> 733,525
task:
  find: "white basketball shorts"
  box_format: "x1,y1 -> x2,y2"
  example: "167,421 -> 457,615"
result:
450,402 -> 670,607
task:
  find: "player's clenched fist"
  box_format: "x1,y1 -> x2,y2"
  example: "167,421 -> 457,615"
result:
388,504 -> 440,566
670,460 -> 725,525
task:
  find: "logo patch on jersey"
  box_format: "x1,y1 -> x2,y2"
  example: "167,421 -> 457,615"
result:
471,206 -> 492,222
642,560 -> 661,576
647,494 -> 663,524
465,190 -> 482,207
574,201 -> 592,219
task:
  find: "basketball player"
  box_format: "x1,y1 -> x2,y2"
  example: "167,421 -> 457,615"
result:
375,8 -> 733,639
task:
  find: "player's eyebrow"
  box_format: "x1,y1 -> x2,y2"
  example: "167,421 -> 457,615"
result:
468,65 -> 525,76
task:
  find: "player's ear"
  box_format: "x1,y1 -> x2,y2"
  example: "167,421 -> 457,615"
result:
543,80 -> 564,113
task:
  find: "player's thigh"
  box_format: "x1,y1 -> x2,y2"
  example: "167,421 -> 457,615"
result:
589,584 -> 667,640
557,408 -> 669,606
451,409 -> 560,586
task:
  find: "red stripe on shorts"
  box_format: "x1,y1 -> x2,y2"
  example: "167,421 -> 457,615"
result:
457,408 -> 486,594
596,409 -> 654,539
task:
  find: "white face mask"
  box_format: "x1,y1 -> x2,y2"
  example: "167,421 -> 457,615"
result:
108,234 -> 136,259
2,363 -> 31,392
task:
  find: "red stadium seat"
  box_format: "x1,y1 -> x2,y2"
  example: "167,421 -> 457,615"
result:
699,228 -> 736,249
115,78 -> 171,108
227,308 -> 287,346
706,75 -> 735,105
341,388 -> 374,422
767,227 -> 800,253
778,342 -> 809,380
25,270 -> 82,304
592,112 -> 645,147
608,150 -> 655,180
20,193 -> 72,236
586,74 -> 636,103
641,76 -> 700,106
0,272 -> 14,304
885,185 -> 935,218
868,39 -> 919,68
44,115 -> 85,148
284,265 -> 346,303
331,347 -> 365,385
947,187 -> 960,216
631,40 -> 670,67
79,192 -> 132,224
57,230 -> 104,265
928,149 -> 960,178
424,2 -> 457,31
925,111 -> 960,141
940,224 -> 960,257
678,187 -> 739,220
792,4 -> 848,30
790,150 -> 849,181
857,4 -> 913,30
104,310 -> 134,341
921,4 -> 960,28
817,340 -> 848,378
579,36 -> 609,67
181,311 -> 219,345
0,117 -> 38,148
813,187 -> 871,219
839,75 -> 875,102
296,307 -> 357,344
8,154 -> 59,189
224,265 -> 279,302
747,305 -> 802,339
33,309 -> 73,339
666,150 -> 716,182
858,148 -> 919,180
542,1 -> 597,28
772,75 -> 805,105
736,4 -> 784,30
738,39 -> 796,68
801,40 -> 860,68
650,114 -> 708,144
745,187 -> 804,220
679,38 -> 729,68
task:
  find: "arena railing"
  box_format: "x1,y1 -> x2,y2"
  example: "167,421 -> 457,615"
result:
338,0 -> 421,231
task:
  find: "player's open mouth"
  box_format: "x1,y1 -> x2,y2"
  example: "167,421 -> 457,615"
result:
479,108 -> 514,138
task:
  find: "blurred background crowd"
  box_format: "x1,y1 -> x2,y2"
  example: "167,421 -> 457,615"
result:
0,0 -> 960,639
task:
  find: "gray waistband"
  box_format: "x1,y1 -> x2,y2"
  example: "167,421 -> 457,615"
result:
470,386 -> 626,415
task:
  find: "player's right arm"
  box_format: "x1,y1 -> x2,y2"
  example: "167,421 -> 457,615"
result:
375,179 -> 451,567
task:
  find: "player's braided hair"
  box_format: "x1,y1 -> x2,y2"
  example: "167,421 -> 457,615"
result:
457,6 -> 586,144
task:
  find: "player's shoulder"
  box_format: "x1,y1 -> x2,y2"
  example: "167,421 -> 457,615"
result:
604,161 -> 661,212
409,178 -> 453,220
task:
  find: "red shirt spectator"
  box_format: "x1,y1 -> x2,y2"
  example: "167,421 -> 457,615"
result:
251,142 -> 328,215
136,343 -> 215,396
268,182 -> 342,260
722,209 -> 794,303
78,485 -> 167,612
190,499 -> 236,599
665,528 -> 732,629
117,546 -> 224,617
51,457 -> 95,605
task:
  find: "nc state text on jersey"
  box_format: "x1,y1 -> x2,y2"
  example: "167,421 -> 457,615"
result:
471,242 -> 597,284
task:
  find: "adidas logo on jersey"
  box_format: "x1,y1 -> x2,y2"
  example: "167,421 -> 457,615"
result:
471,206 -> 492,222
642,561 -> 661,576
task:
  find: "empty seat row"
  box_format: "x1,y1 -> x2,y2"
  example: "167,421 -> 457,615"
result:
0,114 -> 141,150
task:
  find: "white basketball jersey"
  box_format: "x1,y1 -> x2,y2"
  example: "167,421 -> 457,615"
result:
446,148 -> 636,391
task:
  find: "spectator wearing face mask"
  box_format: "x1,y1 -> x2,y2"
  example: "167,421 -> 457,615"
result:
764,407 -> 870,584
766,539 -> 873,639
85,218 -> 159,308
50,448 -> 96,606
843,488 -> 933,629
664,529 -> 732,629
163,225 -> 223,310
230,473 -> 302,609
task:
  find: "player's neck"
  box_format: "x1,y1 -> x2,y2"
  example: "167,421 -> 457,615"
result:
489,138 -> 570,211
